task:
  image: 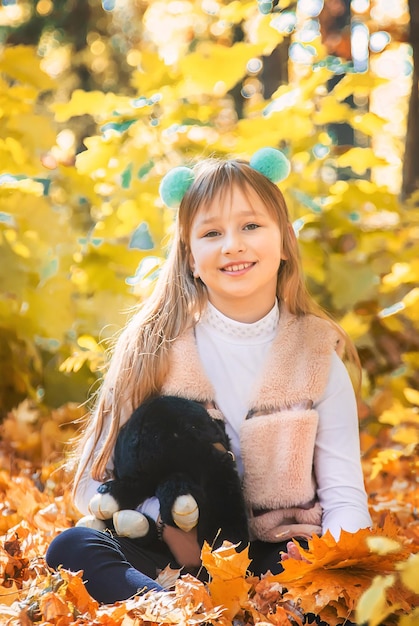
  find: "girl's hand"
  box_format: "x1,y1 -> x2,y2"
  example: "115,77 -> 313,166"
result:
281,540 -> 309,562
161,523 -> 201,567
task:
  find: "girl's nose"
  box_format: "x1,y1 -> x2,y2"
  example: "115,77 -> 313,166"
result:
221,231 -> 245,254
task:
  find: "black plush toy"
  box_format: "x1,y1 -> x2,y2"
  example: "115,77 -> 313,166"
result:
77,395 -> 249,550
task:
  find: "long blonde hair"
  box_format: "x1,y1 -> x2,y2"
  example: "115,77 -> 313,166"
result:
73,157 -> 361,494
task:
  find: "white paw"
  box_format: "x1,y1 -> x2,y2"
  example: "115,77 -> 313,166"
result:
75,515 -> 106,531
88,492 -> 119,520
113,510 -> 150,538
172,494 -> 199,532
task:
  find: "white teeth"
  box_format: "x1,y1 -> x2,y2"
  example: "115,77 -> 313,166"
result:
224,262 -> 252,272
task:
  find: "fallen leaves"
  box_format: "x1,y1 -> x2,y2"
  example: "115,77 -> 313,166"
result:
0,400 -> 82,465
0,402 -> 418,625
0,487 -> 418,626
270,518 -> 419,625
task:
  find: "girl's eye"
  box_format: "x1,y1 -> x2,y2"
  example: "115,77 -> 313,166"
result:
244,223 -> 259,231
203,230 -> 220,238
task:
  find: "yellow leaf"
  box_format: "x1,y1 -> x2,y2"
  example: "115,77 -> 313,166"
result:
355,574 -> 398,626
0,45 -> 55,90
131,51 -> 178,92
404,387 -> 419,406
336,147 -> 389,175
234,110 -> 313,153
339,311 -> 370,341
255,14 -> 285,55
402,288 -> 419,321
52,90 -> 131,122
399,608 -> 419,626
59,354 -> 85,373
392,426 -> 419,446
397,554 -> 419,594
76,136 -> 119,175
313,96 -> 353,125
331,71 -> 388,101
77,334 -> 100,351
366,536 -> 401,556
351,111 -> 387,137
379,402 -> 419,426
220,0 -> 255,24
0,176 -> 44,196
179,42 -> 266,96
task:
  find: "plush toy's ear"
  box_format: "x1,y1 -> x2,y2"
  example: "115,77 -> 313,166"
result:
249,147 -> 291,183
159,166 -> 195,208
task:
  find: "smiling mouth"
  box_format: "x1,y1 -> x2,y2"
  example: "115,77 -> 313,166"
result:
221,262 -> 254,272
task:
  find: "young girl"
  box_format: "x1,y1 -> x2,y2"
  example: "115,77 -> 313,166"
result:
46,149 -> 372,605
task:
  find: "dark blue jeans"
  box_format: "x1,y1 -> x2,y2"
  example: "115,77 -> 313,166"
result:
46,527 -> 290,604
46,527 -> 171,603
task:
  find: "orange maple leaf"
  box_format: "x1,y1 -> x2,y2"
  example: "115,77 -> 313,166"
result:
201,540 -> 251,580
201,541 -> 252,622
59,568 -> 99,616
267,517 -> 416,625
39,590 -> 72,621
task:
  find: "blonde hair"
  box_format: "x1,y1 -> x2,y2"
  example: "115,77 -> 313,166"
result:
73,157 -> 361,496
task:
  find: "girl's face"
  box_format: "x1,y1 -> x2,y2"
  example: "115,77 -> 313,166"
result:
189,184 -> 286,322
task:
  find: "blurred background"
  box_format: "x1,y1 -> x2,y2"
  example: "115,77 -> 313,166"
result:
0,0 -> 417,489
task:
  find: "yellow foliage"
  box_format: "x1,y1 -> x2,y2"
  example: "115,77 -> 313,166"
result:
312,96 -> 353,125
355,574 -> 399,626
254,13 -> 285,53
331,71 -> 389,100
404,387 -> 419,406
351,111 -> 388,136
336,147 -> 390,175
402,287 -> 419,319
0,45 -> 55,90
179,42 -> 268,96
397,554 -> 419,594
52,90 -> 132,123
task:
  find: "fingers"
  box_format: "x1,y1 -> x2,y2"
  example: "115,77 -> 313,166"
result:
280,541 -> 306,561
286,541 -> 302,559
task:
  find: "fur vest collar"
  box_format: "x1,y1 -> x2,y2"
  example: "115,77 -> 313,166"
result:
162,306 -> 343,542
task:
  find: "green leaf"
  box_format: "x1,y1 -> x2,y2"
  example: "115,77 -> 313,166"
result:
129,222 -> 154,250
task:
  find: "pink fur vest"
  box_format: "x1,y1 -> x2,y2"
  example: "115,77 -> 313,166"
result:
161,306 -> 344,542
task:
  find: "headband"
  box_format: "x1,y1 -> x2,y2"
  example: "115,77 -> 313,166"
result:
159,147 -> 291,208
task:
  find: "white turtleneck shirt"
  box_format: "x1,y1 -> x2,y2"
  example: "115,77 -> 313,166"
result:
194,301 -> 372,540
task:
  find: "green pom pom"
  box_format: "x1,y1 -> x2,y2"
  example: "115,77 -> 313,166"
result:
249,147 -> 291,183
159,166 -> 195,208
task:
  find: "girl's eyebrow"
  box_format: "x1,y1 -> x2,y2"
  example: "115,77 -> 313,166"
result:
195,209 -> 259,225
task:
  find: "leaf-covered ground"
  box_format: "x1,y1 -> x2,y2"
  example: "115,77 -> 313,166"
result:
0,402 -> 418,625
